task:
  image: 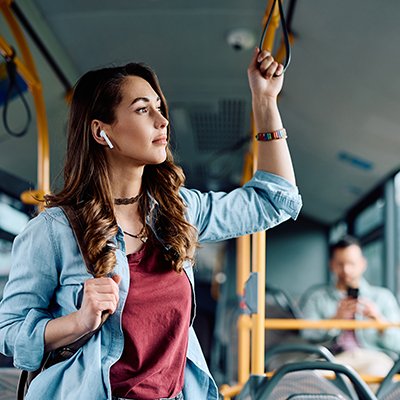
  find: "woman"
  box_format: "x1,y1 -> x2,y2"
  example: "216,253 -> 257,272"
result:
0,49 -> 301,400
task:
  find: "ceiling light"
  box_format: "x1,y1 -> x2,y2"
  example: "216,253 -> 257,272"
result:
227,28 -> 255,51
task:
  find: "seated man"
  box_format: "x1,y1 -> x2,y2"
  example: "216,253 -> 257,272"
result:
301,235 -> 400,376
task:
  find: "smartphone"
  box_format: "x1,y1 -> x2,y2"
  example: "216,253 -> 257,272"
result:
347,287 -> 359,299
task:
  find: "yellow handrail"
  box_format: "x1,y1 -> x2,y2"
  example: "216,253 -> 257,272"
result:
219,383 -> 242,400
250,0 -> 283,378
263,318 -> 400,330
0,0 -> 50,207
236,141 -> 253,384
236,236 -> 251,384
240,316 -> 400,337
235,0 -> 288,384
260,0 -> 282,52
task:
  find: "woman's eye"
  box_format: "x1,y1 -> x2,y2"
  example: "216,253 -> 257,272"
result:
137,107 -> 148,113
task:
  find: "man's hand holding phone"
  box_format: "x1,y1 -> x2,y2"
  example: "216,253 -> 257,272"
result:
347,287 -> 359,299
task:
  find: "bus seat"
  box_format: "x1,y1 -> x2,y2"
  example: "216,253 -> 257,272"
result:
236,361 -> 377,400
375,356 -> 400,400
265,285 -> 307,359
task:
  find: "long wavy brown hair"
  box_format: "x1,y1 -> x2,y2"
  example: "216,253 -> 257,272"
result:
45,63 -> 197,276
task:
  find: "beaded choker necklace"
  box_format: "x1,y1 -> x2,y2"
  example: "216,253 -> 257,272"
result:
114,193 -> 141,205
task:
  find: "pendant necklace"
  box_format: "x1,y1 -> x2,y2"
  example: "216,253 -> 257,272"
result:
123,227 -> 148,243
115,193 -> 147,242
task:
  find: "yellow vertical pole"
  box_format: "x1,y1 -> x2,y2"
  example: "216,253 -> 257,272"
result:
260,0 -> 282,52
236,236 -> 251,296
0,0 -> 50,205
237,313 -> 251,384
250,231 -> 266,374
236,151 -> 253,383
250,0 -> 282,376
250,121 -> 267,375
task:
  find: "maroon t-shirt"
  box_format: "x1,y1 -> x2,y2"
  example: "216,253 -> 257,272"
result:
110,242 -> 192,399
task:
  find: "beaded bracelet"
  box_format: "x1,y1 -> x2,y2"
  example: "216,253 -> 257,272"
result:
255,128 -> 287,141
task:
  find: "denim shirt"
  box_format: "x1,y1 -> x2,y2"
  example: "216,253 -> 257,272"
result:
0,171 -> 301,400
301,278 -> 400,355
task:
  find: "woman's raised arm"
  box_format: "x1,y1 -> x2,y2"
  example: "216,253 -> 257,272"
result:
247,48 -> 296,185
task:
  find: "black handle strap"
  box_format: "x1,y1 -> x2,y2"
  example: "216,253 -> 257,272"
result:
2,48 -> 32,137
259,0 -> 291,74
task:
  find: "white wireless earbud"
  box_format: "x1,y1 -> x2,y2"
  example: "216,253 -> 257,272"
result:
99,130 -> 114,149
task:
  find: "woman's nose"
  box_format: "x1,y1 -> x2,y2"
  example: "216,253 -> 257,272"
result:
155,111 -> 169,129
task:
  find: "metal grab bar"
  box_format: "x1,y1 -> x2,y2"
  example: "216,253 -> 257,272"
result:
238,315 -> 400,330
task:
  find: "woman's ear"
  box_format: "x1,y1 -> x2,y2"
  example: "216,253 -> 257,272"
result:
91,120 -> 113,149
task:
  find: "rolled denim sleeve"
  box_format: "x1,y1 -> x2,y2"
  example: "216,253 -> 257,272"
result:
180,170 -> 302,243
0,212 -> 59,370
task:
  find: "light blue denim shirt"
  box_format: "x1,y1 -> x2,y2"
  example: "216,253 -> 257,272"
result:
301,278 -> 400,355
0,170 -> 301,400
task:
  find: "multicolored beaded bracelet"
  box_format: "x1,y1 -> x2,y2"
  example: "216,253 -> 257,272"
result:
255,128 -> 287,141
